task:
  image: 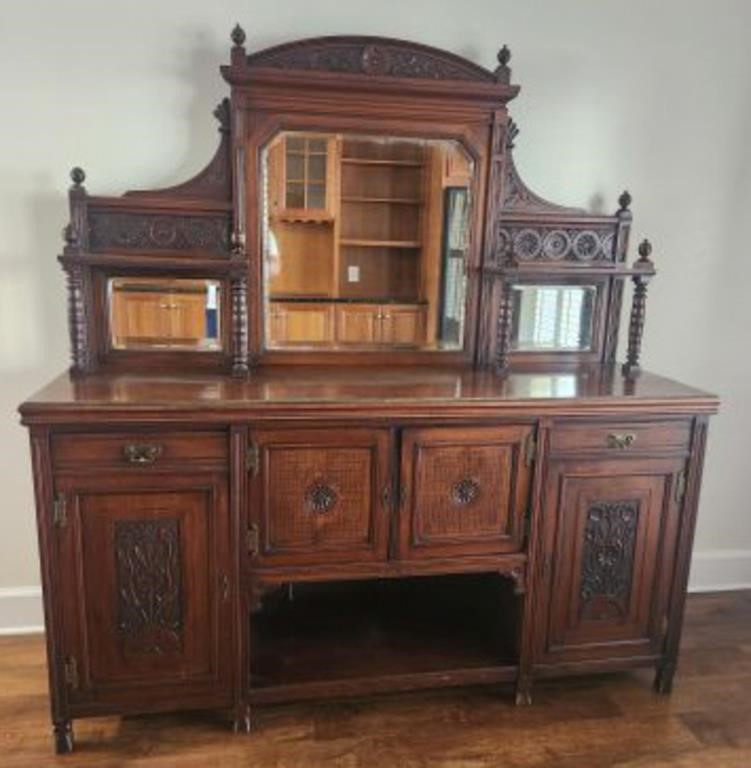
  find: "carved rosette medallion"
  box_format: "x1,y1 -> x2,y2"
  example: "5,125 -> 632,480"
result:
304,481 -> 339,514
542,230 -> 571,260
572,230 -> 602,261
115,518 -> 183,655
513,229 -> 543,261
580,500 -> 639,621
451,478 -> 481,507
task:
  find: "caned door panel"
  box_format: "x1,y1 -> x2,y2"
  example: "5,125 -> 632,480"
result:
399,425 -> 534,559
250,428 -> 391,565
54,472 -> 232,712
537,457 -> 684,664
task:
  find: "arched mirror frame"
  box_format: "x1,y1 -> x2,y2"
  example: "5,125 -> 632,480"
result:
224,36 -> 520,367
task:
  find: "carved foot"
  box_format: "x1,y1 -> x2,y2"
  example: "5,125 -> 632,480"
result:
53,720 -> 74,754
233,702 -> 252,734
654,661 -> 676,695
515,676 -> 533,706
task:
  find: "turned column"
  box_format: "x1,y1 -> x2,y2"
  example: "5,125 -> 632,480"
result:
622,239 -> 655,377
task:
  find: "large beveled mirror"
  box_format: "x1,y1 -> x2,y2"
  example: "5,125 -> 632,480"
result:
260,131 -> 474,351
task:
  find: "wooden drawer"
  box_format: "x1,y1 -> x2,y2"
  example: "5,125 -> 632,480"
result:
551,420 -> 691,456
51,431 -> 228,470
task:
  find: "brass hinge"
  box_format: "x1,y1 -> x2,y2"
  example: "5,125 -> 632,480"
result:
246,524 -> 259,557
246,442 -> 260,477
525,433 -> 537,467
52,494 -> 67,527
674,470 -> 687,504
63,656 -> 79,690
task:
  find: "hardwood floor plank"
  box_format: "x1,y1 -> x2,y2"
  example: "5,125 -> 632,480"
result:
0,591 -> 748,766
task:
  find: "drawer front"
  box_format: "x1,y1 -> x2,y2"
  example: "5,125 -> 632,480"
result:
51,431 -> 228,471
399,425 -> 534,559
551,420 -> 691,456
249,428 -> 391,566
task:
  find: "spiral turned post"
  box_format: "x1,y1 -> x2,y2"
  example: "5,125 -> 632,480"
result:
622,239 -> 655,377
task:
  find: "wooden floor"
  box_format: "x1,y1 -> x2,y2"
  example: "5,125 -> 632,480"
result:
1,591 -> 749,767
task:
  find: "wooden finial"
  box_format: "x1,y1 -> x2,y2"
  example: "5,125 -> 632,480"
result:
636,238 -> 654,268
495,45 -> 512,83
618,190 -> 632,213
70,167 -> 86,189
231,23 -> 246,47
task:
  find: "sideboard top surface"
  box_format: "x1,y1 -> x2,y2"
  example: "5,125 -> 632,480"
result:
19,365 -> 718,425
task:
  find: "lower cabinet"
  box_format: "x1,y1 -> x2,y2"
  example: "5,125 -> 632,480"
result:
249,427 -> 391,566
536,456 -> 685,666
53,472 -> 233,713
399,425 -> 534,559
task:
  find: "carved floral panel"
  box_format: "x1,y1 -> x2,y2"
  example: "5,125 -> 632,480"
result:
115,518 -> 183,655
579,499 -> 639,621
89,212 -> 231,255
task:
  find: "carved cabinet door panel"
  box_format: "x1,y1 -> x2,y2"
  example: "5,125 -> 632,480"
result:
537,457 -> 684,665
54,472 -> 232,712
249,428 -> 391,566
399,425 -> 534,559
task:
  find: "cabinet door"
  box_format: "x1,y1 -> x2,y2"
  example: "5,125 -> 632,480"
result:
267,302 -> 335,345
250,428 -> 391,566
399,425 -> 534,559
537,457 -> 683,665
380,305 -> 425,346
335,304 -> 379,344
54,473 -> 232,712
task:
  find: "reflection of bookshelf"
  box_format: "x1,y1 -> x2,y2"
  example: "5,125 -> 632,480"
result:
339,137 -> 425,304
265,133 -> 471,348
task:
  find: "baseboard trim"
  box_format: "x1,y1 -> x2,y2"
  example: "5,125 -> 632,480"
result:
688,549 -> 751,593
0,586 -> 43,635
0,550 -> 749,635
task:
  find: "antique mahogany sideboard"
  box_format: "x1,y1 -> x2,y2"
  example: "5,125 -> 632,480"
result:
19,28 -> 718,754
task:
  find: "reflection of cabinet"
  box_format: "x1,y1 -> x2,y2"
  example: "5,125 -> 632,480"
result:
267,302 -> 335,345
335,303 -> 426,345
270,302 -> 426,346
110,285 -> 208,348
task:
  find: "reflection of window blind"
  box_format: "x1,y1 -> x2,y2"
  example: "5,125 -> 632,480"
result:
532,288 -> 584,349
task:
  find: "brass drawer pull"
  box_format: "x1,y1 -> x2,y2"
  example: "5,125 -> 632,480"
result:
122,443 -> 163,465
607,433 -> 636,450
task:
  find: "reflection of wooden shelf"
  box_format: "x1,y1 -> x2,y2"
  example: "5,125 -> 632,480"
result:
271,211 -> 333,225
341,158 -> 423,167
341,196 -> 422,205
340,239 -> 421,248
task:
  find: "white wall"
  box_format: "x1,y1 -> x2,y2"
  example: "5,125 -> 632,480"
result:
1,0 -> 749,630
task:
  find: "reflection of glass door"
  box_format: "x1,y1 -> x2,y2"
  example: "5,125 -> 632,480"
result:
438,188 -> 469,346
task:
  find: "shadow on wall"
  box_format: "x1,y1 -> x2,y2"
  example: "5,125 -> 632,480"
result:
152,27 -> 228,190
